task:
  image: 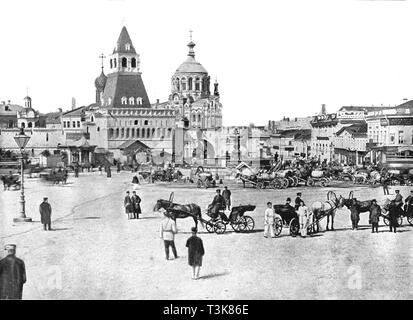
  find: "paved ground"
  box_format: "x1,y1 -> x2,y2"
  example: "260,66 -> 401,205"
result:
0,171 -> 412,299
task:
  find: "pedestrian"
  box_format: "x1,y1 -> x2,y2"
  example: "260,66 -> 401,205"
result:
349,198 -> 360,230
285,197 -> 294,210
132,175 -> 140,184
131,191 -> 141,219
369,199 -> 381,233
394,190 -> 403,209
297,200 -> 309,237
186,227 -> 205,280
382,175 -> 390,195
159,211 -> 178,260
39,197 -> 52,231
264,201 -> 276,238
222,186 -> 231,210
106,165 -> 111,178
0,244 -> 27,300
117,161 -> 121,173
388,202 -> 399,233
98,165 -> 102,175
294,192 -> 303,211
124,191 -> 133,219
74,165 -> 79,178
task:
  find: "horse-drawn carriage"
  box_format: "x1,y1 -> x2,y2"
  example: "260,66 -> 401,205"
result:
306,170 -> 332,187
203,205 -> 255,234
154,193 -> 255,234
39,169 -> 68,184
381,199 -> 413,227
0,174 -> 21,190
195,166 -> 216,189
272,191 -> 342,236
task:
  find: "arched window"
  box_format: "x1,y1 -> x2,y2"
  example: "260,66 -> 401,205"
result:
116,128 -> 119,138
131,128 -> 135,138
28,122 -> 32,128
121,128 -> 125,138
126,128 -> 129,138
136,97 -> 143,105
198,114 -> 201,122
193,114 -> 196,122
176,78 -> 180,91
109,128 -> 114,138
181,78 -> 187,91
129,97 -> 135,105
21,122 -> 25,128
110,59 -> 113,69
146,128 -> 150,138
114,58 -> 117,68
121,96 -> 127,105
152,128 -> 155,137
131,58 -> 136,68
188,78 -> 193,91
195,78 -> 200,91
122,57 -> 127,68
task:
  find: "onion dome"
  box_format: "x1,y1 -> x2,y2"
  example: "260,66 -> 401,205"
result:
176,41 -> 208,74
95,70 -> 107,90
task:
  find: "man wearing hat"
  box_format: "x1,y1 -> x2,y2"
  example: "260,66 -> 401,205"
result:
186,227 -> 205,280
209,189 -> 226,221
39,197 -> 52,231
285,197 -> 294,211
294,192 -> 304,211
369,199 -> 381,233
0,244 -> 26,299
394,190 -> 403,210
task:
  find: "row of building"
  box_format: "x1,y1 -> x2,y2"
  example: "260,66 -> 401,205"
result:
1,27 -> 412,170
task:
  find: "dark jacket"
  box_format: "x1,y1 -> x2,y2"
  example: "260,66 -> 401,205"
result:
39,202 -> 52,224
124,196 -> 133,213
350,203 -> 360,223
131,195 -> 141,213
369,204 -> 381,224
186,235 -> 205,266
0,255 -> 26,299
222,189 -> 231,200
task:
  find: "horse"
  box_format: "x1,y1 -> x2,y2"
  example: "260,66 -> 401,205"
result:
153,199 -> 204,229
310,190 -> 343,231
0,175 -> 20,190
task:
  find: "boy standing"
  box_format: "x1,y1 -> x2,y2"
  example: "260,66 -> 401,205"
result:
264,202 -> 276,238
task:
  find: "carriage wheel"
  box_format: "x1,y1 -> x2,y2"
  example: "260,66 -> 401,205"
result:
273,217 -> 282,236
197,179 -> 202,188
307,178 -> 315,187
281,178 -> 289,189
215,221 -> 226,234
287,177 -> 295,188
230,217 -> 245,232
320,178 -> 328,187
205,220 -> 215,233
293,176 -> 299,187
407,216 -> 413,226
272,179 -> 282,189
256,182 -> 264,189
289,218 -> 299,237
242,215 -> 255,232
383,214 -> 390,226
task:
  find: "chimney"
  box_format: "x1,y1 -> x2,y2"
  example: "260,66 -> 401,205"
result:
58,108 -> 62,113
72,97 -> 76,110
156,99 -> 159,104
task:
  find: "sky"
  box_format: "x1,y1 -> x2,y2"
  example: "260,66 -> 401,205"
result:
1,0 -> 413,126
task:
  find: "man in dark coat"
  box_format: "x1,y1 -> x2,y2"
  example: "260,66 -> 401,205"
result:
106,166 -> 111,178
369,199 -> 381,233
394,190 -> 403,209
222,186 -> 231,210
209,189 -> 227,221
0,244 -> 26,300
117,161 -> 121,173
39,197 -> 52,231
405,190 -> 413,215
74,164 -> 79,178
388,201 -> 399,233
294,192 -> 304,211
124,191 -> 133,219
349,198 -> 360,230
131,191 -> 141,219
186,227 -> 205,280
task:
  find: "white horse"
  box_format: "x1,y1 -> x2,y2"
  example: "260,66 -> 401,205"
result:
310,191 -> 342,231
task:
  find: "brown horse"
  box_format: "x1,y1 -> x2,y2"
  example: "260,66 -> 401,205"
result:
154,199 -> 204,229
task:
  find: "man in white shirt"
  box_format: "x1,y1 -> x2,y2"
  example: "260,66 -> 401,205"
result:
159,211 -> 178,260
264,202 -> 277,238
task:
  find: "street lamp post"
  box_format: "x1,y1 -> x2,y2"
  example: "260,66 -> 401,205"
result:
13,128 -> 32,223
